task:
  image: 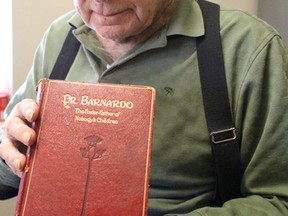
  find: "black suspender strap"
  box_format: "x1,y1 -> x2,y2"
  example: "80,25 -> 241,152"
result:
196,0 -> 242,205
49,28 -> 81,80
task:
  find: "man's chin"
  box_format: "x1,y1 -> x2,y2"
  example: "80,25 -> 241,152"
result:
95,27 -> 140,44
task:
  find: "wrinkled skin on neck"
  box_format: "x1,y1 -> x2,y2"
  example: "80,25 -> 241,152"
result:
73,0 -> 176,60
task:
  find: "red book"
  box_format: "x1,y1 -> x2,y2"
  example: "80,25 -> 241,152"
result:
15,79 -> 156,216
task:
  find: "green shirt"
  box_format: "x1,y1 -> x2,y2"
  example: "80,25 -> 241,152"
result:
3,0 -> 288,215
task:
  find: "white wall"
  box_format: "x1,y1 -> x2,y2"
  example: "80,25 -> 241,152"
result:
0,1 -> 12,95
12,1 -> 74,93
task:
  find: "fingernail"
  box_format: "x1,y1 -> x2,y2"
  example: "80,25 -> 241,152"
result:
13,159 -> 21,170
23,132 -> 31,143
26,108 -> 34,121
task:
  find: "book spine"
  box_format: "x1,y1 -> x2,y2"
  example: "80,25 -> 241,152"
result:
14,79 -> 49,216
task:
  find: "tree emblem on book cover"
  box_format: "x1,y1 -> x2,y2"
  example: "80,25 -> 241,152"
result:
80,135 -> 106,216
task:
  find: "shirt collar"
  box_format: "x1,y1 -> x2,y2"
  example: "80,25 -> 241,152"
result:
167,0 -> 205,37
68,12 -> 84,29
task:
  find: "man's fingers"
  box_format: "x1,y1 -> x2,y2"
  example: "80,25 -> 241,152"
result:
0,99 -> 39,178
4,117 -> 36,146
0,139 -> 26,177
3,99 -> 39,146
10,99 -> 39,123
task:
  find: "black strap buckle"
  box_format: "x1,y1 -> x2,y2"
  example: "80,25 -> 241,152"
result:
210,128 -> 237,144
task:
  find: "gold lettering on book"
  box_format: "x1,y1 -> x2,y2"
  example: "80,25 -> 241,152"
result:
74,116 -> 119,125
81,96 -> 134,109
63,94 -> 134,125
75,108 -> 120,117
63,94 -> 78,109
62,94 -> 134,110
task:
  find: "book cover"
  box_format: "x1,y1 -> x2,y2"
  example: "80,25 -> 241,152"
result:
15,79 -> 156,216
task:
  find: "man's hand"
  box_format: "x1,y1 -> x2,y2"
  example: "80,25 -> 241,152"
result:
0,99 -> 39,177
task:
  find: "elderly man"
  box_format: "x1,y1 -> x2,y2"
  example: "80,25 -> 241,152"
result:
0,0 -> 288,215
